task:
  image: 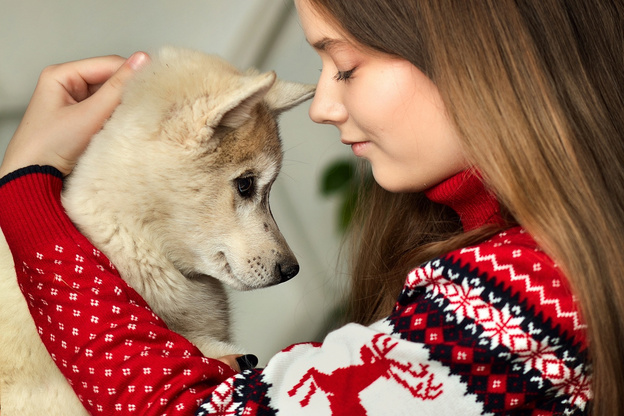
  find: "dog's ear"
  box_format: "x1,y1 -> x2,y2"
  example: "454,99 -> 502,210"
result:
211,71 -> 277,130
264,80 -> 316,114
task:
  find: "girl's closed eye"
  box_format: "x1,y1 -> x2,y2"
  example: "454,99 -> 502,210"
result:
335,67 -> 356,82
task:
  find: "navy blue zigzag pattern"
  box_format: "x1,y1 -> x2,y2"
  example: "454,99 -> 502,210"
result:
196,369 -> 276,416
388,255 -> 588,415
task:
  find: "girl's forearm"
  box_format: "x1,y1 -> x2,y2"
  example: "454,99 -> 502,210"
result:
0,167 -> 236,415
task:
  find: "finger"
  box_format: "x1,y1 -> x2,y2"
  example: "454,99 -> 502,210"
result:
217,354 -> 259,372
217,355 -> 241,372
40,55 -> 128,104
63,55 -> 128,85
79,52 -> 150,121
73,54 -> 148,98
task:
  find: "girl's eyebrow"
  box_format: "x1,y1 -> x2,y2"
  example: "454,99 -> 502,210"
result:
310,37 -> 349,52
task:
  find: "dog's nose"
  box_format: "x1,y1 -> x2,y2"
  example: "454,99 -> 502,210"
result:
277,261 -> 299,282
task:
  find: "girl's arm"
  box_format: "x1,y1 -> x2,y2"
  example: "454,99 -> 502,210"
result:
0,167 -> 236,415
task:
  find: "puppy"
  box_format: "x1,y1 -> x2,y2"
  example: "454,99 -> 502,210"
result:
0,46 -> 314,416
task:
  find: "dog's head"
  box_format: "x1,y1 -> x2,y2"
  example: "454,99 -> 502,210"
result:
72,47 -> 314,290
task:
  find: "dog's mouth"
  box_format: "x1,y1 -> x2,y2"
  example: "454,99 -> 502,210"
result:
213,251 -> 255,291
216,251 -> 232,275
188,251 -> 275,291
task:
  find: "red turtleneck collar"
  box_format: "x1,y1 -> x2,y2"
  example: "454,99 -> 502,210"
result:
424,170 -> 504,232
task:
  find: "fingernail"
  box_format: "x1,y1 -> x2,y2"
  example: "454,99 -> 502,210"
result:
127,52 -> 150,70
235,354 -> 259,371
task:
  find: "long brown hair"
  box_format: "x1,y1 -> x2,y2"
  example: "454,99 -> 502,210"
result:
307,0 -> 624,414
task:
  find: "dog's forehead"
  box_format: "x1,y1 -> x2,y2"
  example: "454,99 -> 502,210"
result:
214,105 -> 283,165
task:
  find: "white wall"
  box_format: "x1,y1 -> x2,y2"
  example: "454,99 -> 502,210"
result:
0,0 -> 352,364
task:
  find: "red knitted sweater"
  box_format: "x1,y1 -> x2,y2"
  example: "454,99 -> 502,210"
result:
0,166 -> 590,415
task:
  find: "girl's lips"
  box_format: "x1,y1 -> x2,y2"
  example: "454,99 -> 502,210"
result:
349,141 -> 370,157
341,137 -> 370,157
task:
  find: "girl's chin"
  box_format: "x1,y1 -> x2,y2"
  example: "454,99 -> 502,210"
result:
371,170 -> 406,193
371,167 -> 431,194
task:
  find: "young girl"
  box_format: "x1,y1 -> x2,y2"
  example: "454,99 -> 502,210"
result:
1,0 -> 622,414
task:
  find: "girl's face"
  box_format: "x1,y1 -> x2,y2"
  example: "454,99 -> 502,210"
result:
296,0 -> 469,192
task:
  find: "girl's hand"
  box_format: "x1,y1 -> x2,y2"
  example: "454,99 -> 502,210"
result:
0,52 -> 150,178
219,354 -> 259,372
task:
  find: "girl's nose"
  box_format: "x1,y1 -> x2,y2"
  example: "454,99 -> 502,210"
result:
308,71 -> 347,125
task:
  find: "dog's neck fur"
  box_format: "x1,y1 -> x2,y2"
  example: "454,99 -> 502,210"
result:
61,186 -> 233,346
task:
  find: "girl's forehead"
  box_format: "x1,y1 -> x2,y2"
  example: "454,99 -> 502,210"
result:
295,0 -> 356,52
296,0 -> 330,33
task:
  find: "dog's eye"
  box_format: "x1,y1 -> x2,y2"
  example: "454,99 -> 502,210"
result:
236,177 -> 254,198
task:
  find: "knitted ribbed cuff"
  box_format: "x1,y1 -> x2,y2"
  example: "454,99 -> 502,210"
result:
0,165 -> 74,256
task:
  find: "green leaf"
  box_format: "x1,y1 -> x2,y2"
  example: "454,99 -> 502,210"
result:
320,159 -> 355,196
338,186 -> 359,232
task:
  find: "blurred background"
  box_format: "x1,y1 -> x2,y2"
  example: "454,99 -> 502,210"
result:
0,0 -> 354,365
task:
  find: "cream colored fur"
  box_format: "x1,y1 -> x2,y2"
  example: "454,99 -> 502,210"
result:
0,47 -> 314,415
